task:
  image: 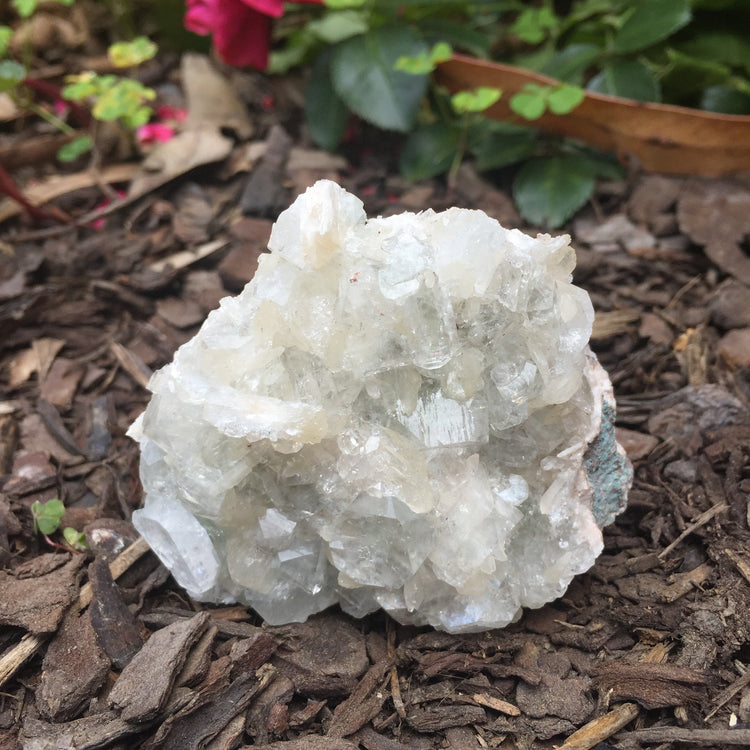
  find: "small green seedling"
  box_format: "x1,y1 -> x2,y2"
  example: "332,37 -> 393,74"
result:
451,86 -> 502,114
395,42 -> 452,75
31,498 -> 65,536
12,0 -> 74,18
30,498 -> 88,552
62,526 -> 88,552
108,36 -> 158,68
510,82 -> 585,121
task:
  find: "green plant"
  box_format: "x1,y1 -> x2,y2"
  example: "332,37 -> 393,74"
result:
282,1 -> 605,227
31,498 -> 88,552
0,0 -> 159,163
61,35 -> 158,158
269,0 -> 750,227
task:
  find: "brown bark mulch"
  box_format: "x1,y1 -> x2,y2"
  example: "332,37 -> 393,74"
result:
1,116 -> 750,750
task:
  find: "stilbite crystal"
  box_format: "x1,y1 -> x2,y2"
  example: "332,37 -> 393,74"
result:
129,180 -> 631,633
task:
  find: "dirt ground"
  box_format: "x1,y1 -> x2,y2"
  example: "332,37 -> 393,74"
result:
1,61 -> 750,750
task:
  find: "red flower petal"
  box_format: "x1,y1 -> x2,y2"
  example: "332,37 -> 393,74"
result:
240,0 -> 284,19
213,0 -> 272,69
184,0 -> 219,35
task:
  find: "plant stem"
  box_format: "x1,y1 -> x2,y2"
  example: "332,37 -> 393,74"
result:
26,101 -> 76,135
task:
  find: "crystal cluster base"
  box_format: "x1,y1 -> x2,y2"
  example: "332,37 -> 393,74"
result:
129,180 -> 631,633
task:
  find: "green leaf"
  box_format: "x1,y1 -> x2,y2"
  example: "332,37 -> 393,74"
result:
451,86 -> 501,114
564,143 -> 625,181
0,60 -> 25,93
91,79 -> 155,127
509,85 -> 547,120
678,32 -> 750,76
268,29 -> 313,74
330,27 -> 428,132
701,85 -> 750,114
587,59 -> 661,102
308,11 -> 368,45
415,18 -> 490,59
472,122 -> 537,171
324,0 -> 366,8
613,0 -> 691,54
513,155 -> 595,229
511,7 -> 558,45
108,36 -> 158,68
662,48 -> 731,97
395,41 -> 452,75
13,0 -> 73,15
62,72 -> 99,101
12,0 -> 38,18
306,52 -> 349,151
57,135 -> 93,162
547,84 -> 585,114
541,43 -> 602,84
62,527 -> 88,551
399,122 -> 460,182
31,498 -> 65,536
0,26 -> 12,57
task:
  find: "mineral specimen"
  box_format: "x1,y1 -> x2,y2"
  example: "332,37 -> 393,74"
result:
129,180 -> 631,633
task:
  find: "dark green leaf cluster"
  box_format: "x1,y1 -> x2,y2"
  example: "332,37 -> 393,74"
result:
532,0 -> 750,112
293,0 -> 750,227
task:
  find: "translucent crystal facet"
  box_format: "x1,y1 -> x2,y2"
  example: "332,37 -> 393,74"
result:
129,180 -> 632,633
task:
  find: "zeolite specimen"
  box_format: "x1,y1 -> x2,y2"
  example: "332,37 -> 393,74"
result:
129,180 -> 631,634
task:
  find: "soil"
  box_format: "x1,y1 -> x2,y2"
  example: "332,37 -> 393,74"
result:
2,60 -> 750,750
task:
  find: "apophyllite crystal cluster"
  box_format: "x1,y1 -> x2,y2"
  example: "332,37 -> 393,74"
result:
129,180 -> 631,633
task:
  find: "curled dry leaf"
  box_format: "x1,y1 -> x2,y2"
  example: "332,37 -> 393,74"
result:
436,55 -> 750,177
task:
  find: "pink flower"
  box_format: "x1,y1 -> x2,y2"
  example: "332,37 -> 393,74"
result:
53,99 -> 69,118
136,122 -> 176,147
185,0 -> 322,70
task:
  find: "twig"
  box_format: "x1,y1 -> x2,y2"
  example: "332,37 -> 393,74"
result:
725,549 -> 750,587
0,162 -> 69,224
386,618 -> 406,720
0,536 -> 151,688
658,502 -> 729,559
557,702 -> 639,750
704,666 -> 750,721
618,727 -> 750,745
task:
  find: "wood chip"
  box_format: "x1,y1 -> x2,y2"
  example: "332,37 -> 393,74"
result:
327,659 -> 391,738
109,342 -> 152,389
148,238 -> 229,274
154,669 -> 272,750
407,704 -> 487,732
36,609 -> 110,722
620,726 -> 750,745
0,554 -> 83,633
272,615 -> 369,698
594,661 -> 708,709
471,693 -> 520,716
88,555 -> 146,669
557,702 -> 639,750
108,610 -> 210,722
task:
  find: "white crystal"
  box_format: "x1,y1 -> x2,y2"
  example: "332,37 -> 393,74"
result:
129,180 -> 631,634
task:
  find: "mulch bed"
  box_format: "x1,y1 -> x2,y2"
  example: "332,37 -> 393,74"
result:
1,89 -> 750,750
